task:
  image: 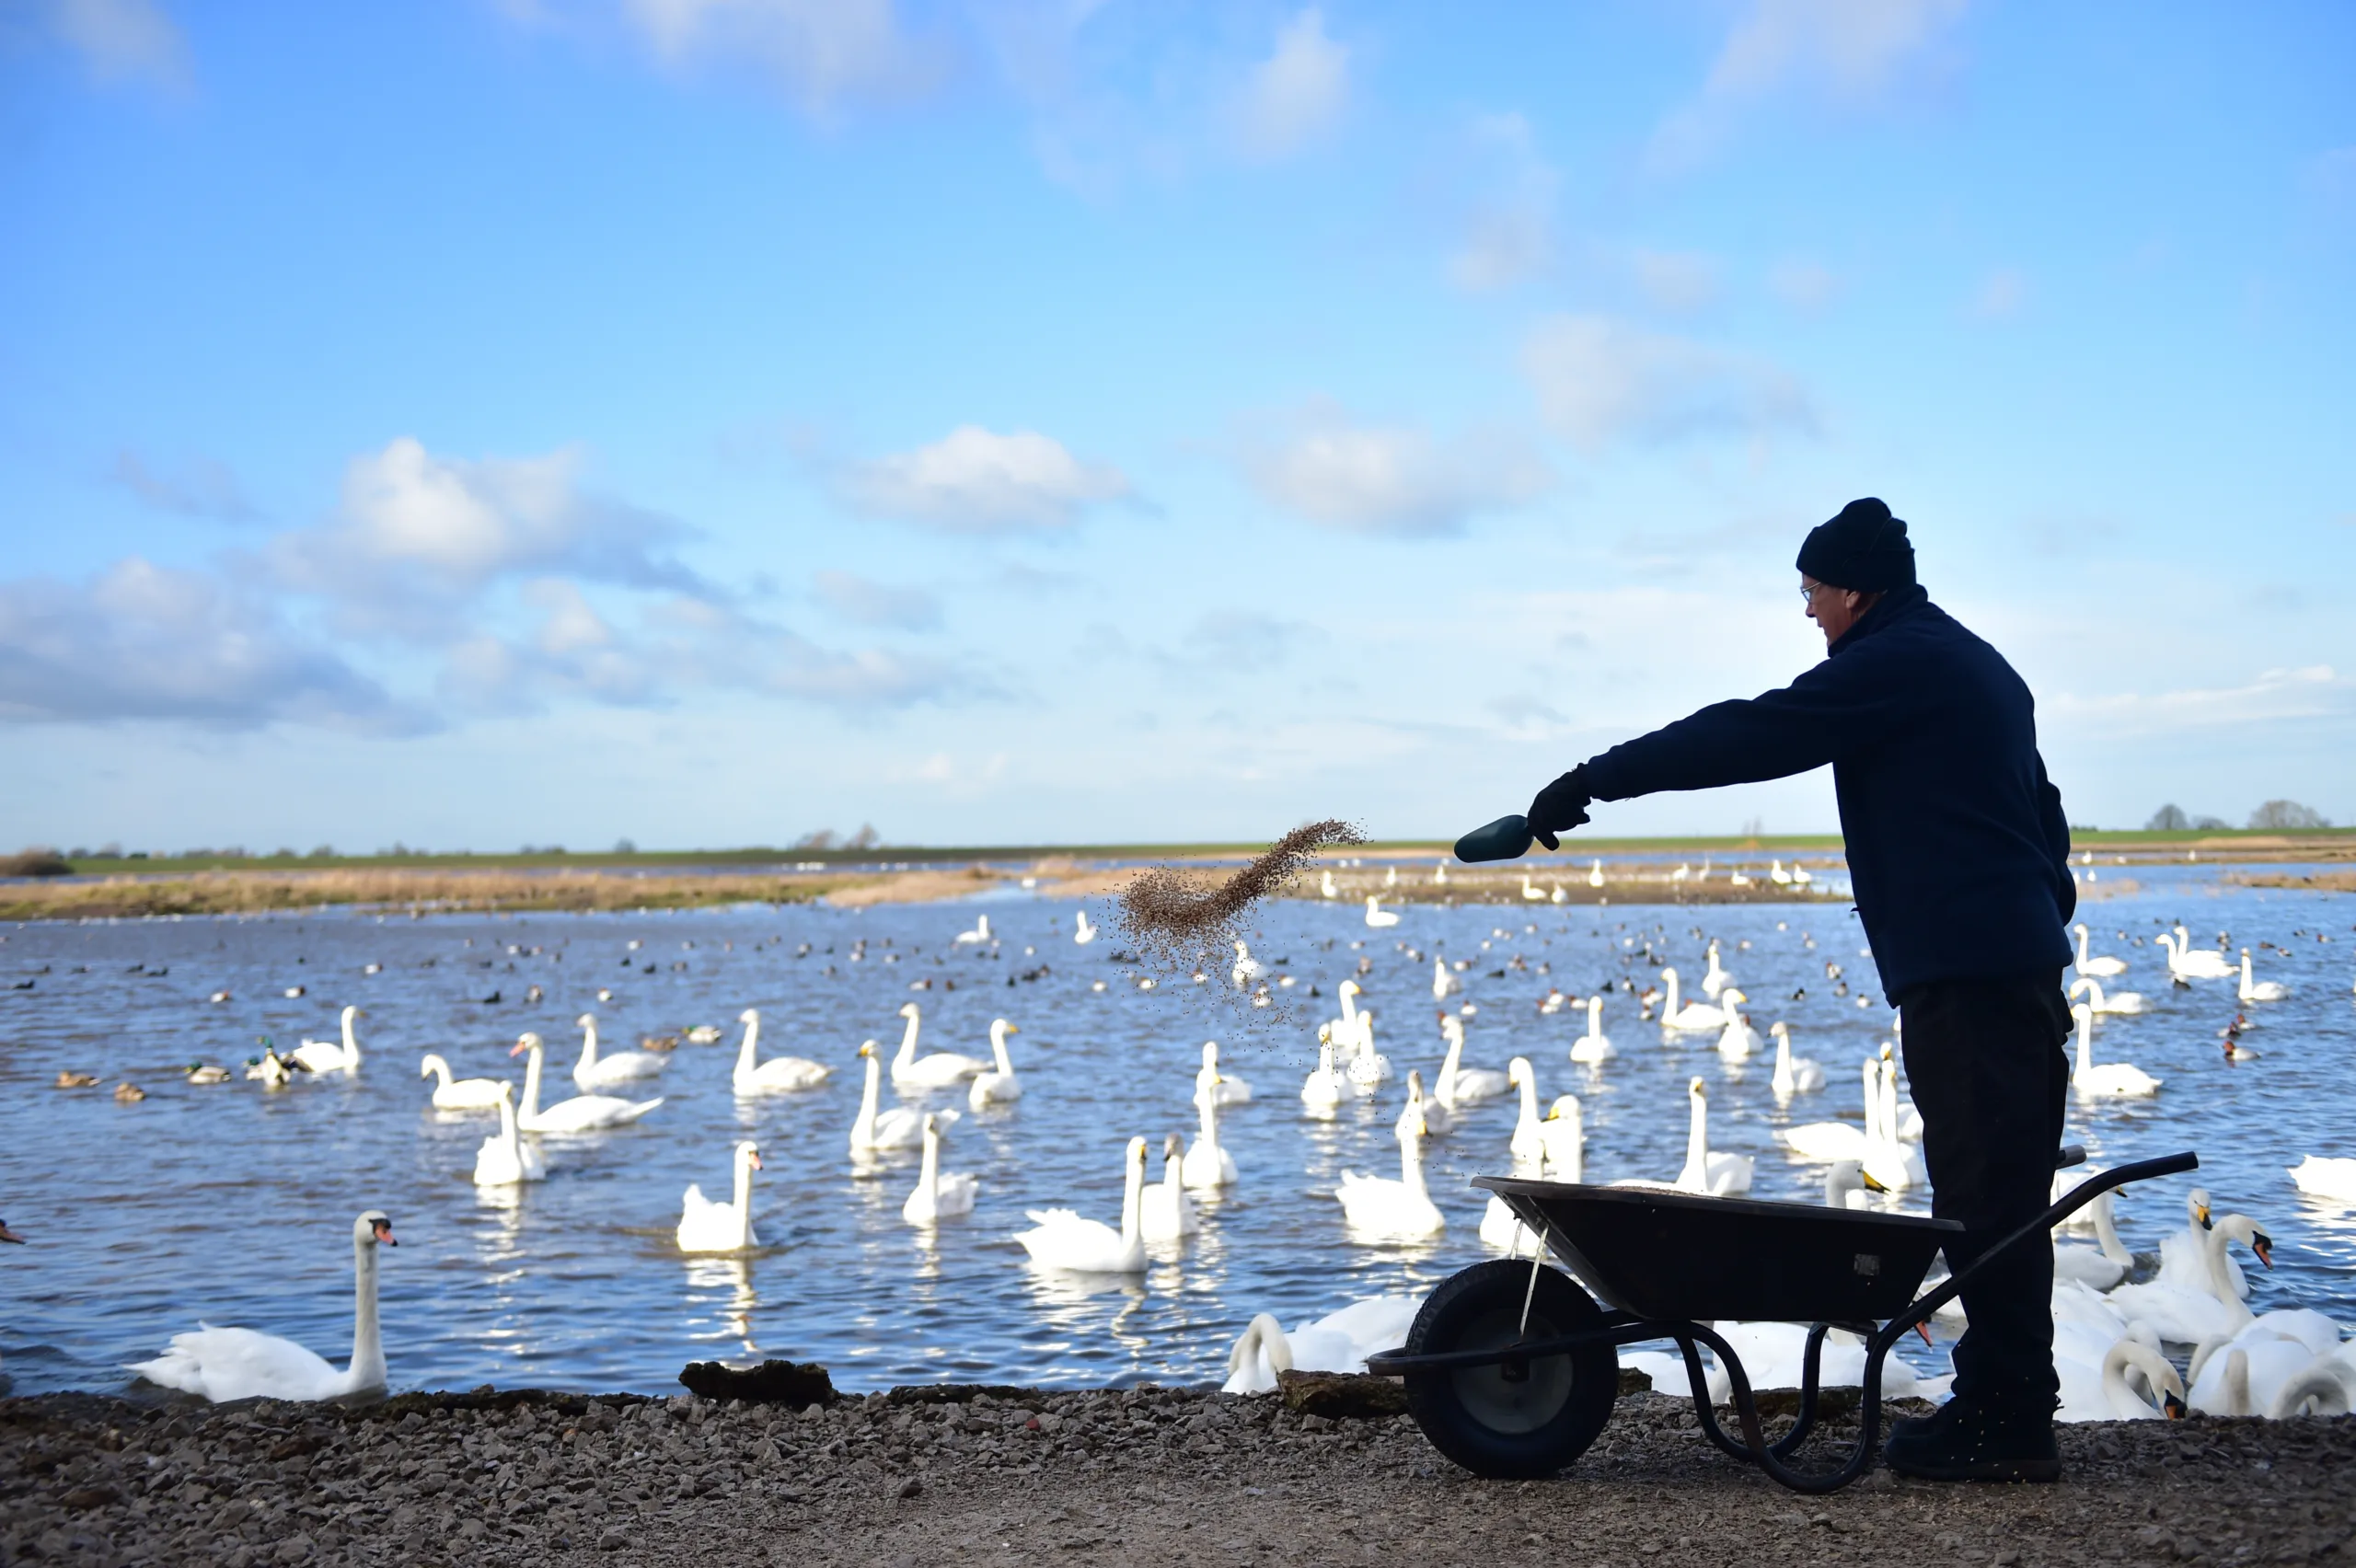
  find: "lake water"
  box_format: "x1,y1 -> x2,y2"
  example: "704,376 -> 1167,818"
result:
2,864 -> 2350,1398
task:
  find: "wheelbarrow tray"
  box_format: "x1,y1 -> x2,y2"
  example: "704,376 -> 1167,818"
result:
1476,1176 -> 1964,1324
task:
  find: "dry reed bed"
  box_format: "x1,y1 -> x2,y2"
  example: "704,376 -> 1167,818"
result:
0,867 -> 915,922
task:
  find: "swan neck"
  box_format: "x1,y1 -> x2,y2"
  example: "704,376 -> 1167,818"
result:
1687,1092 -> 1709,1176
733,1149 -> 757,1248
578,1017 -> 597,1069
519,1043 -> 542,1118
992,1025 -> 1014,1075
1121,1152 -> 1145,1242
855,1054 -> 880,1136
1399,1129 -> 1428,1200
1516,1072 -> 1538,1132
1197,1089 -> 1218,1146
735,1021 -> 757,1079
350,1232 -> 386,1391
918,1127 -> 940,1195
343,1009 -> 360,1060
2103,1343 -> 2170,1417
2092,1191 -> 2130,1263
896,1011 -> 920,1068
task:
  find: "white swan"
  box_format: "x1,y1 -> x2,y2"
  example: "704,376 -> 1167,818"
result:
1779,1056 -> 1876,1162
1674,1077 -> 1753,1195
1507,1056 -> 1547,1164
1769,1022 -> 1824,1096
968,1019 -> 1023,1107
1568,996 -> 1616,1066
2071,1003 -> 2161,1098
1195,1041 -> 1253,1106
1336,1104 -> 1444,1239
1345,1012 -> 1390,1093
1657,968 -> 1727,1032
2239,949 -> 2289,1003
2072,923 -> 2128,978
1878,1043 -> 1923,1141
291,1005 -> 364,1075
849,1041 -> 930,1153
471,1083 -> 546,1186
2069,975 -> 2147,1015
677,1140 -> 763,1253
953,914 -> 993,945
2289,1156 -> 2356,1203
2109,1213 -> 2274,1343
1864,1057 -> 1926,1191
731,1008 -> 829,1095
1231,940 -> 1264,986
127,1212 -> 396,1402
1363,894 -> 1400,928
1183,1078 -> 1239,1189
1539,1093 -> 1583,1182
1824,1159 -> 1882,1210
1016,1136 -> 1148,1272
902,1114 -> 978,1225
890,1002 -> 988,1090
2052,1188 -> 2133,1290
1300,1029 -> 1347,1114
572,1012 -> 669,1090
1588,859 -> 1604,888
2056,1336 -> 2187,1423
2161,928 -> 2235,981
1073,909 -> 1097,944
1322,868 -> 1339,899
1436,1015 -> 1511,1102
1714,989 -> 1757,1060
1220,1295 -> 1425,1394
1141,1133 -> 1198,1242
1700,940 -> 1734,997
1432,956 -> 1459,1000
420,1053 -> 505,1111
510,1033 -> 664,1132
1401,1068 -> 1453,1137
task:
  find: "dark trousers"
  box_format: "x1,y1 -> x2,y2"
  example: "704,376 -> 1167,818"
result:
1897,968 -> 2072,1422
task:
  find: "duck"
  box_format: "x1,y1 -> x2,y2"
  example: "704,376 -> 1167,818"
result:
2070,1003 -> 2161,1098
1183,1078 -> 1239,1188
508,1033 -> 664,1132
1336,1104 -> 1444,1239
1714,989 -> 1757,1059
902,1114 -> 978,1226
1673,1078 -> 1753,1195
968,1020 -> 1023,1108
890,1002 -> 988,1090
2072,923 -> 2129,978
184,1062 -> 234,1085
471,1083 -> 547,1186
1778,1057 -> 1876,1162
1769,1021 -> 1824,1095
1657,968 -> 1727,1032
677,1141 -> 763,1253
2238,949 -> 2289,1003
1015,1136 -> 1148,1273
1506,1056 -> 1547,1164
1363,895 -> 1400,929
849,1041 -> 930,1153
420,1053 -> 506,1110
1220,1295 -> 1425,1394
2289,1156 -> 2356,1203
1300,1030 -> 1348,1115
1436,1014 -> 1512,1103
1400,1069 -> 1452,1137
731,1007 -> 830,1095
54,1070 -> 100,1089
684,1023 -> 725,1045
1073,910 -> 1097,944
1140,1133 -> 1199,1242
243,1043 -> 309,1088
2069,976 -> 2148,1015
953,914 -> 993,945
1195,1042 -> 1253,1107
290,1005 -> 364,1074
113,1080 -> 146,1102
1568,996 -> 1616,1066
2160,928 -> 2235,982
126,1212 -> 397,1402
572,1013 -> 668,1090
1700,940 -> 1734,997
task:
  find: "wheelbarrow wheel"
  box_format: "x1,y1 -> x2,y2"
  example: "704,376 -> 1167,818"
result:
1402,1259 -> 1617,1480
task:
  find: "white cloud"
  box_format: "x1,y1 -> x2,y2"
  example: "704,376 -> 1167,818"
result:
1167,611 -> 1322,672
2049,665 -> 2352,738
0,558 -> 422,733
48,0 -> 188,89
1448,113 -> 1558,293
109,450 -> 258,522
1647,0 -> 1969,173
1240,405 -> 1552,536
618,0 -> 933,113
1520,314 -> 1817,455
1632,249 -> 1721,316
813,570 -> 941,631
838,425 -> 1134,534
1972,266 -> 2027,319
1768,259 -> 1842,313
1232,7 -> 1347,161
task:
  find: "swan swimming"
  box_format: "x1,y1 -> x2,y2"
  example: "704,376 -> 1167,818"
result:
891,1003 -> 989,1090
291,1005 -> 364,1075
1073,909 -> 1096,944
2289,1156 -> 2356,1203
1195,1041 -> 1253,1107
2072,923 -> 2128,978
471,1082 -> 547,1186
1714,989 -> 1757,1059
1336,1103 -> 1444,1239
2160,928 -> 2235,981
1016,1136 -> 1148,1273
1300,1029 -> 1347,1114
572,1012 -> 668,1090
127,1212 -> 397,1402
1141,1133 -> 1199,1242
1363,894 -> 1400,928
1657,968 -> 1727,1032
1538,1092 -> 1583,1182
2069,975 -> 2147,1015
849,1041 -> 932,1153
1674,1077 -> 1753,1195
677,1140 -> 763,1253
969,1020 -> 1023,1107
1220,1295 -> 1424,1394
1506,1056 -> 1547,1165
731,1007 -> 830,1095
1436,1014 -> 1512,1102
1779,1057 -> 1877,1163
953,914 -> 993,945
902,1114 -> 978,1226
1700,940 -> 1734,997
2070,1003 -> 2161,1098
510,1033 -> 664,1132
1769,1021 -> 1824,1095
1183,1077 -> 1239,1188
1568,996 -> 1615,1066
2238,949 -> 2288,1003
420,1053 -> 506,1111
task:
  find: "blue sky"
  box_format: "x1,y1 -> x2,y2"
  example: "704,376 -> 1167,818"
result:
3,0 -> 2350,851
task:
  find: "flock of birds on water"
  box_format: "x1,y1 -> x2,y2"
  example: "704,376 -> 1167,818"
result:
10,884 -> 2356,1431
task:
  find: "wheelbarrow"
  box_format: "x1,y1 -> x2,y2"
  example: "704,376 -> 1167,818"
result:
1365,1147 -> 2197,1492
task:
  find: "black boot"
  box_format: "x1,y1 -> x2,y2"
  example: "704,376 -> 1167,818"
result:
1883,1400 -> 2060,1483
1886,1398 -> 1958,1445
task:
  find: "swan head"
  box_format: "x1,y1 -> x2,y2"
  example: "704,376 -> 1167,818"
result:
2189,1188 -> 2212,1228
738,1140 -> 764,1170
1339,979 -> 1359,997
1544,1094 -> 1580,1124
739,1007 -> 759,1024
1201,1041 -> 1218,1066
858,1040 -> 878,1059
2071,1002 -> 2093,1025
1720,988 -> 1746,1008
1404,1068 -> 1426,1102
496,1080 -> 514,1104
418,1055 -> 445,1078
898,1002 -> 919,1020
1126,1136 -> 1149,1171
1163,1132 -> 1184,1160
2212,1213 -> 2274,1268
1878,1041 -> 1894,1062
1769,1021 -> 1787,1040
1233,940 -> 1249,956
1399,1103 -> 1429,1140
1688,1076 -> 1707,1101
1659,966 -> 1679,983
576,1012 -> 595,1029
354,1211 -> 398,1248
1508,1055 -> 1532,1086
994,1018 -> 1019,1040
343,1005 -> 362,1021
510,1032 -> 543,1057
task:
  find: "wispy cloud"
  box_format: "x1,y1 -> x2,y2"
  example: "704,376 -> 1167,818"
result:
1520,315 -> 1817,454
1768,259 -> 1842,314
613,0 -> 940,115
2049,664 -> 2352,737
836,425 -> 1137,535
1972,266 -> 2027,319
108,450 -> 259,522
813,569 -> 942,630
46,0 -> 190,90
1631,249 -> 1721,316
1231,7 -> 1348,161
1447,112 -> 1558,293
1239,403 -> 1552,536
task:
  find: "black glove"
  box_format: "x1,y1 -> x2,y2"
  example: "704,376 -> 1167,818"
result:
1526,767 -> 1592,851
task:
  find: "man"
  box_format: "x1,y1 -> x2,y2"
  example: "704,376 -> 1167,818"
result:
1525,497 -> 2074,1482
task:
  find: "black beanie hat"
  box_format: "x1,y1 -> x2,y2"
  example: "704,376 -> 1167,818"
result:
1796,497 -> 1915,592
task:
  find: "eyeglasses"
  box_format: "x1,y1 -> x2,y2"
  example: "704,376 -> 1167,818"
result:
1798,580 -> 1834,604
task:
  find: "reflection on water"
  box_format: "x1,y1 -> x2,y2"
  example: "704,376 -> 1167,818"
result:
0,863 -> 2350,1396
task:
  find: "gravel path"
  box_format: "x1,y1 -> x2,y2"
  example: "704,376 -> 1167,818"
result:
5,1386 -> 2350,1567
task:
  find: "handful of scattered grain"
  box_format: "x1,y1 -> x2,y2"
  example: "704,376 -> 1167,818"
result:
1115,819 -> 1366,986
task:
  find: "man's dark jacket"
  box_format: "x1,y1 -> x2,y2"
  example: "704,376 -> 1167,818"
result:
1577,584 -> 2074,999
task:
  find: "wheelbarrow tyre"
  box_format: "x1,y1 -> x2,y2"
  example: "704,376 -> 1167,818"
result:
1402,1259 -> 1617,1480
